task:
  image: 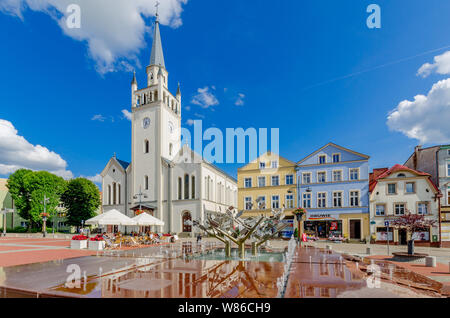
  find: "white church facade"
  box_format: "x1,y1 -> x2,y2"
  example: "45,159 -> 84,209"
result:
101,17 -> 237,235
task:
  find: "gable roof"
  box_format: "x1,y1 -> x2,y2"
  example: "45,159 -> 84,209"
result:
238,151 -> 296,171
369,164 -> 439,193
297,142 -> 369,165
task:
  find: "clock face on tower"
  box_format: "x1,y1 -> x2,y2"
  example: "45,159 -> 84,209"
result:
143,117 -> 151,129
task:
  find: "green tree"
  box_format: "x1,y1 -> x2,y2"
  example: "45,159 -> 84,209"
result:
62,178 -> 100,227
7,170 -> 67,231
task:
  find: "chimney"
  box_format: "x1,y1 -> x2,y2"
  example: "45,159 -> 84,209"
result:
413,145 -> 422,169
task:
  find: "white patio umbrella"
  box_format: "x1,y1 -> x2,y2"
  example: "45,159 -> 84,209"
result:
132,212 -> 164,226
85,209 -> 137,226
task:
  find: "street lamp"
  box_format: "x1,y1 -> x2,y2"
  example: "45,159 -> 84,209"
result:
41,194 -> 50,238
133,186 -> 148,215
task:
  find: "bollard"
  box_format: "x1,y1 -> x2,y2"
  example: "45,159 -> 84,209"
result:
366,247 -> 371,255
425,256 -> 436,268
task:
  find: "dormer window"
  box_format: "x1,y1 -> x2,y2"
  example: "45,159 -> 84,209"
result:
319,155 -> 326,164
397,173 -> 406,177
332,154 -> 340,163
259,162 -> 266,169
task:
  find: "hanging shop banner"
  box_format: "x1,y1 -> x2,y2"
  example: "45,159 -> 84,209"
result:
307,212 -> 339,221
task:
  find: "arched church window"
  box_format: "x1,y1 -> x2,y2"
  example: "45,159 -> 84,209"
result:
118,184 -> 121,205
191,176 -> 196,199
178,177 -> 182,200
112,182 -> 117,205
184,174 -> 190,200
145,176 -> 149,190
108,185 -> 111,205
144,140 -> 150,154
169,143 -> 173,156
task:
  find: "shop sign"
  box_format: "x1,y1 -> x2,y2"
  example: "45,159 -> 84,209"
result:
307,212 -> 339,221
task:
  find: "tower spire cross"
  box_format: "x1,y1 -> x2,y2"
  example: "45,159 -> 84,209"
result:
155,1 -> 160,21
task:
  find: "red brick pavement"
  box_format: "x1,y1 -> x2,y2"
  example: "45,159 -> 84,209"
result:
0,249 -> 96,267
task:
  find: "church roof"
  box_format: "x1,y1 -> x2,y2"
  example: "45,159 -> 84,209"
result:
150,20 -> 165,67
116,158 -> 130,170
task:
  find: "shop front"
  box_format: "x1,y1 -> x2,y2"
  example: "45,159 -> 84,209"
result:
304,212 -> 342,239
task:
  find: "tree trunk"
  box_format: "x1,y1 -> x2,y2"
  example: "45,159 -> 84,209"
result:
407,239 -> 414,255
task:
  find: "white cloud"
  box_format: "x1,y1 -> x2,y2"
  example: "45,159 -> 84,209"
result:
121,109 -> 132,121
417,51 -> 450,78
387,78 -> 450,144
191,86 -> 219,109
85,174 -> 102,184
0,119 -> 73,178
235,93 -> 245,106
91,114 -> 106,122
0,0 -> 188,74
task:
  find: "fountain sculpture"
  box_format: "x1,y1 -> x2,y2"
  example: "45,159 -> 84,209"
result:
192,205 -> 289,259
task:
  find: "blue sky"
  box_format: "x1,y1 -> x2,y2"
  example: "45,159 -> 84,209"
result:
1,0 -> 450,184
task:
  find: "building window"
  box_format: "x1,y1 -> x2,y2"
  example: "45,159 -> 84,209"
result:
144,140 -> 150,154
405,182 -> 415,194
417,203 -> 428,215
271,176 -> 280,186
318,172 -> 326,183
184,174 -> 190,200
271,161 -> 278,169
376,204 -> 385,216
303,173 -> 311,184
256,196 -> 266,209
244,178 -> 252,188
333,192 -> 342,207
333,170 -> 342,182
245,197 -> 252,210
108,185 -> 111,205
259,162 -> 266,169
387,183 -> 397,195
303,193 -> 311,208
332,154 -> 340,163
350,191 -> 359,207
169,143 -> 173,156
144,176 -> 149,190
118,184 -> 121,205
317,192 -> 326,208
258,176 -> 266,187
447,162 -> 450,177
178,177 -> 182,200
191,176 -> 196,199
272,195 -> 280,209
319,155 -> 326,164
349,168 -> 359,181
448,189 -> 450,206
112,182 -> 117,205
395,203 -> 406,215
285,175 -> 294,185
286,194 -> 294,209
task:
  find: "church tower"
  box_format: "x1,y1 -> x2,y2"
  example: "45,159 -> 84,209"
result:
130,13 -> 182,220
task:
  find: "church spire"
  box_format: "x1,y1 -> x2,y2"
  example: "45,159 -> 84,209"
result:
150,2 -> 165,68
131,70 -> 137,85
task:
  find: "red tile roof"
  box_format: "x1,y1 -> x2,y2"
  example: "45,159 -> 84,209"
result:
369,164 -> 439,193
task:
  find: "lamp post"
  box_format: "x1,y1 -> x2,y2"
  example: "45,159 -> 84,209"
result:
41,194 -> 50,238
134,186 -> 148,232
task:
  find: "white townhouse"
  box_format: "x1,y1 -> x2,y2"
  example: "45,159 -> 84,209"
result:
369,164 -> 441,246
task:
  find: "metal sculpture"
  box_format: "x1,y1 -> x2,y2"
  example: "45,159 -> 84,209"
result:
191,205 -> 289,258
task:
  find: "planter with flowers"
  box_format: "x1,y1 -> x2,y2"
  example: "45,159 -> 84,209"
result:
293,208 -> 307,242
88,235 -> 105,251
71,235 -> 89,249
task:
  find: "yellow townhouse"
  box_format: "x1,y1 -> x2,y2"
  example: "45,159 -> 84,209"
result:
237,152 -> 297,237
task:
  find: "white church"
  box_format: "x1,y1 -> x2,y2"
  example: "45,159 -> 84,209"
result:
101,16 -> 238,235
